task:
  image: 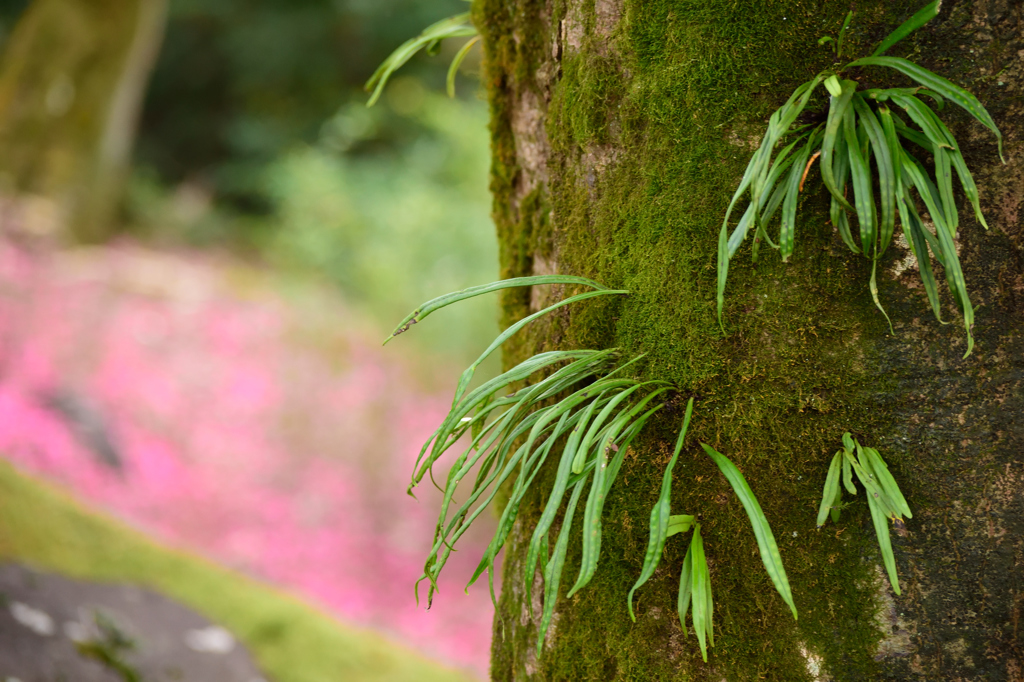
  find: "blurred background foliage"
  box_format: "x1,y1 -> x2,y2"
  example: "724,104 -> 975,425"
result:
0,0 -> 498,364
0,0 -> 499,676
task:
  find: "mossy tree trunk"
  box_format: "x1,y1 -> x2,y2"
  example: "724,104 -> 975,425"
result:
475,0 -> 1024,679
0,0 -> 167,242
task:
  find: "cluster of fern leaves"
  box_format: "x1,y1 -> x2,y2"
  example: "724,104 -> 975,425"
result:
817,434 -> 912,595
364,11 -> 478,106
717,1 -> 1004,357
386,277 -> 797,661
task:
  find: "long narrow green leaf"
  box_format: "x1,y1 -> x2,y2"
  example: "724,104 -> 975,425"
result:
538,473 -> 589,655
568,394 -> 609,475
386,275 -> 610,343
862,447 -> 912,519
412,350 -> 579,489
750,75 -> 824,209
759,182 -> 789,245
898,99 -> 963,235
816,452 -> 843,527
677,538 -> 694,636
905,92 -> 990,229
700,443 -> 797,619
567,387 -> 651,598
872,1 -> 940,57
718,76 -> 824,328
900,150 -> 975,356
446,35 -> 480,97
571,385 -> 643,474
525,401 -> 597,616
847,450 -> 900,520
520,372 -> 638,602
602,400 -> 667,493
566,452 -> 610,599
890,114 -> 932,152
566,388 -> 670,600
935,147 -> 958,235
842,447 -> 856,494
836,10 -> 853,58
738,161 -> 790,259
413,350 -> 596,489
366,13 -> 476,106
877,106 -> 903,199
845,108 -> 878,256
949,149 -> 988,230
830,129 -> 861,254
870,253 -> 895,335
690,525 -> 711,662
753,137 -> 806,260
846,56 -> 1004,162
829,484 -> 843,524
779,137 -> 816,261
853,96 -> 896,254
866,489 -> 902,594
821,79 -> 858,213
452,289 -> 628,406
704,549 -> 714,649
890,94 -> 956,154
866,86 -> 944,109
472,411 -> 573,598
899,185 -> 947,323
628,398 -> 694,620
434,413 -> 554,593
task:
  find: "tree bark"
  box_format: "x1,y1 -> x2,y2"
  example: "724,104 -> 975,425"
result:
0,0 -> 167,242
476,0 -> 1024,679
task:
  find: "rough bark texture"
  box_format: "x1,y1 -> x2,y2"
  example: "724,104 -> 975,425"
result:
0,0 -> 167,242
476,0 -> 1024,679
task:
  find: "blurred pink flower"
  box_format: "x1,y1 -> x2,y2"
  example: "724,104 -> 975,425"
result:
0,240 -> 497,678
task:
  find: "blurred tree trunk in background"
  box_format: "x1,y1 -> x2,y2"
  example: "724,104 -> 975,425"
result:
0,0 -> 166,242
477,0 -> 1024,679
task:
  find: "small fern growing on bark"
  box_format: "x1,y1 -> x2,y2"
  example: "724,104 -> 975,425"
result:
816,433 -> 912,595
717,1 -> 1004,357
387,277 -> 797,661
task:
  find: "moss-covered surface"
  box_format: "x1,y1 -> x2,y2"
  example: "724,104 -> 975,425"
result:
475,0 -> 1024,679
0,460 -> 474,682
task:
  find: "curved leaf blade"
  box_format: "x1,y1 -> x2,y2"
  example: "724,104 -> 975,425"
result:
366,13 -> 475,106
872,1 -> 940,58
700,443 -> 797,619
690,524 -> 712,662
537,474 -> 589,655
867,489 -> 902,594
446,35 -> 480,97
627,398 -> 695,620
677,537 -> 694,635
386,275 -> 610,343
845,107 -> 877,256
821,80 -> 858,213
817,452 -> 843,527
846,56 -> 1003,162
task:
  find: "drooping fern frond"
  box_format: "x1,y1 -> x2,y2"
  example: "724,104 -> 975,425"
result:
717,1 -> 1004,358
627,412 -> 798,662
388,278 -> 798,662
817,433 -> 912,594
364,12 -> 479,106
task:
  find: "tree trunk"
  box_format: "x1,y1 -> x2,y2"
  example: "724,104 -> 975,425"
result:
475,0 -> 1024,679
0,0 -> 167,243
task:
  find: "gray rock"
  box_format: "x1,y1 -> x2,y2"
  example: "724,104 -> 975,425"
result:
0,563 -> 265,681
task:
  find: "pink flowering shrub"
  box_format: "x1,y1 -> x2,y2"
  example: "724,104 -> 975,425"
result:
0,239 -> 497,677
